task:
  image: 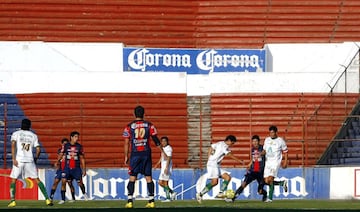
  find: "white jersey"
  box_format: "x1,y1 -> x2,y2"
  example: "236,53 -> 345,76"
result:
161,145 -> 173,169
207,141 -> 231,167
263,136 -> 288,164
11,129 -> 39,163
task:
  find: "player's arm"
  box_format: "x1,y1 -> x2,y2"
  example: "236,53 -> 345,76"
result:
151,135 -> 161,146
34,146 -> 41,164
282,150 -> 288,168
11,140 -> 18,167
124,137 -> 130,165
227,152 -> 245,166
80,154 -> 86,176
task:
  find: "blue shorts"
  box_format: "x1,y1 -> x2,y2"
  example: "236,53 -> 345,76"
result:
54,168 -> 63,180
62,167 -> 83,181
128,154 -> 152,177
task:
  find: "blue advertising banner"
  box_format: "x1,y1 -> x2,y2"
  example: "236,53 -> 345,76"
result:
123,48 -> 266,74
44,167 -> 329,201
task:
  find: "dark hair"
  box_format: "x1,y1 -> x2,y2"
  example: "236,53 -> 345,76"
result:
70,131 -> 80,137
61,138 -> 69,144
21,118 -> 31,130
252,135 -> 260,141
161,136 -> 169,144
269,125 -> 278,132
225,135 -> 237,143
134,105 -> 145,118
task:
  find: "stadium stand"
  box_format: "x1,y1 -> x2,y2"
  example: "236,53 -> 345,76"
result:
0,1 -> 360,48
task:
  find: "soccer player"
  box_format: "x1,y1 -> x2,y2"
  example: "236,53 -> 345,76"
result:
228,135 -> 267,202
8,118 -> 53,207
263,125 -> 288,202
196,135 -> 244,203
58,131 -> 89,204
123,105 -> 162,208
49,138 -> 76,203
154,136 -> 177,202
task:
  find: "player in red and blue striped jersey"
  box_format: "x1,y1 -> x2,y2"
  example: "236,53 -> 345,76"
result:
123,105 -> 162,209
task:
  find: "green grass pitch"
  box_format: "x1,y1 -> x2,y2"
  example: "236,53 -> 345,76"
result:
1,199 -> 360,211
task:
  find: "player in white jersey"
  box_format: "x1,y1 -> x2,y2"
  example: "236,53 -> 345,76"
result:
154,136 -> 177,201
8,119 -> 53,207
196,135 -> 244,203
263,125 -> 288,202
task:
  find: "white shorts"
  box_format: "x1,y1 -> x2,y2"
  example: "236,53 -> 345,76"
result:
206,165 -> 228,179
263,162 -> 280,178
159,167 -> 172,181
10,162 -> 38,179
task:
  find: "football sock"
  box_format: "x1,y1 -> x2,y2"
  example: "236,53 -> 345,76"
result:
127,181 -> 135,196
235,186 -> 244,196
61,190 -> 66,201
164,186 -> 170,199
269,183 -> 274,200
10,182 -> 16,200
79,183 -> 86,194
273,180 -> 284,186
221,180 -> 230,192
38,181 -> 49,199
50,189 -> 55,199
147,181 -> 155,197
200,183 -> 213,195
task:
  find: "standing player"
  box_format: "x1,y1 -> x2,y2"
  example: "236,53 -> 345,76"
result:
196,135 -> 244,203
49,138 -> 76,203
154,136 -> 177,202
263,125 -> 288,202
228,135 -> 267,202
123,105 -> 162,208
8,118 -> 53,207
58,131 -> 89,204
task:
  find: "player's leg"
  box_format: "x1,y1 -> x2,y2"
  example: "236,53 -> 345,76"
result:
233,173 -> 253,200
273,179 -> 288,192
256,174 -> 267,202
198,166 -> 219,198
216,172 -> 231,198
26,163 -> 52,205
49,169 -> 62,201
8,164 -> 21,207
73,169 -> 88,200
144,157 -> 155,208
67,179 -> 76,201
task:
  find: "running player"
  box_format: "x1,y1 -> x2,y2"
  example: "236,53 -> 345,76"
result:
196,135 -> 244,203
228,135 -> 267,202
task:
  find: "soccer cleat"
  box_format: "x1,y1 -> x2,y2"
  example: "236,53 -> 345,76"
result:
145,202 -> 155,208
170,192 -> 177,200
46,199 -> 53,206
83,193 -> 89,201
125,202 -> 133,208
215,192 -> 226,198
265,199 -> 272,203
161,199 -> 171,202
283,180 -> 288,192
8,201 -> 16,207
58,200 -> 65,204
262,192 -> 268,202
68,200 -> 75,203
196,193 -> 202,204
